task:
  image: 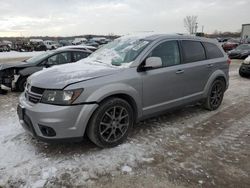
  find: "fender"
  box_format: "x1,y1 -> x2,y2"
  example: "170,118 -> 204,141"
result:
203,69 -> 228,98
19,66 -> 43,77
85,83 -> 143,119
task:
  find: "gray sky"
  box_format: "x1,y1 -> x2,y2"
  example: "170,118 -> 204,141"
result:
0,0 -> 249,37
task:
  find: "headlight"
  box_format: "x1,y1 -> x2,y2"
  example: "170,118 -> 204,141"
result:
41,89 -> 83,105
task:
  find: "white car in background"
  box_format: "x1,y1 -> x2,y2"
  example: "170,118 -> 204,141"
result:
43,40 -> 60,50
72,38 -> 88,45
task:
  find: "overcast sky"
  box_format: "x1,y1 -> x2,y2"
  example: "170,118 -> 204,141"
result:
0,0 -> 249,37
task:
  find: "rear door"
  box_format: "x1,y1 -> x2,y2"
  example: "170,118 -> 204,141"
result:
72,51 -> 90,62
178,40 -> 213,97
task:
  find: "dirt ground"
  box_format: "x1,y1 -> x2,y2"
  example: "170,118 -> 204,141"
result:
0,59 -> 249,188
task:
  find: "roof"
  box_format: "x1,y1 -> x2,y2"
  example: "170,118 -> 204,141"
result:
121,33 -> 218,44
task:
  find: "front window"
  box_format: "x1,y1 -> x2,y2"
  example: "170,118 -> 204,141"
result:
25,51 -> 53,63
148,40 -> 180,67
86,37 -> 151,66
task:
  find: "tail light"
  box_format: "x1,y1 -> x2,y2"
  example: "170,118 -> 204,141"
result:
227,59 -> 231,65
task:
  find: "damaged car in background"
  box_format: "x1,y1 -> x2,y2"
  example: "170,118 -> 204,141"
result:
228,44 -> 250,59
0,49 -> 91,93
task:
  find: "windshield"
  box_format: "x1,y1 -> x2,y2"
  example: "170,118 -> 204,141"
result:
25,51 -> 53,63
86,37 -> 151,66
236,44 -> 250,50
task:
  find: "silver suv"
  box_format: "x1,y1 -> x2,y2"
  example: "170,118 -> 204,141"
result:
17,34 -> 229,148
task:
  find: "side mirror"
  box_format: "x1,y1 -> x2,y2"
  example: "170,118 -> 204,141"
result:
144,57 -> 162,69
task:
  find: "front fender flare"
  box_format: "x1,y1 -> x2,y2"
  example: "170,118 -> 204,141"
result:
85,83 -> 142,119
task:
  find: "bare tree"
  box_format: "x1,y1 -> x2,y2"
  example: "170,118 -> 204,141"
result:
184,16 -> 198,34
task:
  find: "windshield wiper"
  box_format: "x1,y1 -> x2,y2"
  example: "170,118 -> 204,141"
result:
94,60 -> 103,64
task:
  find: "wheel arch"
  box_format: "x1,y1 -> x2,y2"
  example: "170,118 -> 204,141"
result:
98,93 -> 139,123
203,70 -> 228,98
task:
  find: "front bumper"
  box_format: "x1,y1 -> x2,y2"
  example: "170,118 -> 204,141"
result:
18,93 -> 99,142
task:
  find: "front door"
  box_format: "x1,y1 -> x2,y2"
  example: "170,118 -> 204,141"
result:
140,40 -> 184,116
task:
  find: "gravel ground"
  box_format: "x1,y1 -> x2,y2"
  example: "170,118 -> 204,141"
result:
0,60 -> 249,188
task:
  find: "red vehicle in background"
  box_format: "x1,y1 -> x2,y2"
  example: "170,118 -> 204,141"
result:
222,38 -> 240,52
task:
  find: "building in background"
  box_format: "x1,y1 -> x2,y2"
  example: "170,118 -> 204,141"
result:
241,24 -> 250,43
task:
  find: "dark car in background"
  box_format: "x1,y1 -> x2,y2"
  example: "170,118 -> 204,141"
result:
0,44 -> 11,52
0,49 -> 91,92
239,56 -> 250,78
228,44 -> 250,59
222,38 -> 240,52
217,37 -> 229,43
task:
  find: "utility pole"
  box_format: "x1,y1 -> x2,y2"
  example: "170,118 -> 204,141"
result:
195,22 -> 198,34
202,25 -> 204,33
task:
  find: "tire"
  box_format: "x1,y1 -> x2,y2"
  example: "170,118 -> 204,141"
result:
239,68 -> 249,78
17,76 -> 28,92
87,98 -> 134,148
203,79 -> 225,111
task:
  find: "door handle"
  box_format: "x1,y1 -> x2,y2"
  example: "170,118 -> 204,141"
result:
207,64 -> 214,68
176,70 -> 184,74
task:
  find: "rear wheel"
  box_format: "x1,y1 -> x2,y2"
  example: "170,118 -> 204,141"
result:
17,76 -> 28,92
204,79 -> 225,111
87,98 -> 134,148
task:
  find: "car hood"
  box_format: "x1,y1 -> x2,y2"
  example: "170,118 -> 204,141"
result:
29,61 -> 125,89
0,61 -> 35,70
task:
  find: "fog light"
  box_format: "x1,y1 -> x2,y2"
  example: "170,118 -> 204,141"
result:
38,125 -> 56,137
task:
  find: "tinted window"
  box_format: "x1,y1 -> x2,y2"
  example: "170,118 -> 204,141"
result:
203,42 -> 223,59
47,52 -> 72,65
149,40 -> 180,67
73,51 -> 89,62
182,41 -> 206,63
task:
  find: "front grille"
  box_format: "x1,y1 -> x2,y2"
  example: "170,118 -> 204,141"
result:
31,86 -> 45,95
25,86 -> 44,104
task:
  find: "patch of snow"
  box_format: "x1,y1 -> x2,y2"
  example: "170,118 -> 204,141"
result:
243,55 -> 250,64
121,165 -> 132,173
198,180 -> 204,184
32,180 -> 47,188
142,157 -> 154,163
0,51 -> 43,60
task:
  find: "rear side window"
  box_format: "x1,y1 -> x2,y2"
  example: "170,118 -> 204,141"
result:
72,51 -> 89,62
182,41 -> 206,63
203,42 -> 224,59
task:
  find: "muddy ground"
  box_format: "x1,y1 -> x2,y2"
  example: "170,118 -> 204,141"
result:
0,59 -> 249,188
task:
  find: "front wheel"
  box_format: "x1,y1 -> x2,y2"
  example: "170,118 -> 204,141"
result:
203,79 -> 225,111
87,98 -> 134,148
17,76 -> 27,92
239,68 -> 249,78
